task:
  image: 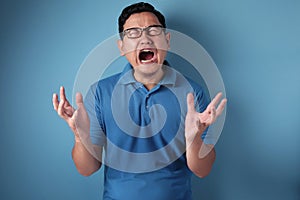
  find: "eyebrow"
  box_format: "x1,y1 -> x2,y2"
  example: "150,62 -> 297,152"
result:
123,24 -> 163,32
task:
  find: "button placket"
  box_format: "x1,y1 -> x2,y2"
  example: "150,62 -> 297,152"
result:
145,93 -> 150,110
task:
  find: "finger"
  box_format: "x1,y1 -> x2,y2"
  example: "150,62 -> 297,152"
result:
209,92 -> 223,108
210,106 -> 217,124
57,95 -> 66,117
186,93 -> 196,113
59,86 -> 66,102
75,92 -> 84,108
52,93 -> 59,111
60,86 -> 73,109
57,91 -> 66,119
216,98 -> 227,117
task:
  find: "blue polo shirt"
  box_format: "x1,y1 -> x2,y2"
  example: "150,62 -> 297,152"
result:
84,62 -> 208,200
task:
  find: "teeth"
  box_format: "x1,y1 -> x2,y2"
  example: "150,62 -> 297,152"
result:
141,49 -> 153,53
141,59 -> 153,63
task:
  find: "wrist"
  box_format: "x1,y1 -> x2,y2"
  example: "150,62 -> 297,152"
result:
74,131 -> 81,143
74,135 -> 81,143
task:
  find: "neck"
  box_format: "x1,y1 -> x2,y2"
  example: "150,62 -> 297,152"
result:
134,69 -> 164,91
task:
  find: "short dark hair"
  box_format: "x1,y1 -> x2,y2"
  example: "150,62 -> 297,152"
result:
118,2 -> 166,34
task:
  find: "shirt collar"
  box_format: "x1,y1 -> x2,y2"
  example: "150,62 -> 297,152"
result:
118,61 -> 177,86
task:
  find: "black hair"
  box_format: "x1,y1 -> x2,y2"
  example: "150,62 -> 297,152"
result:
118,2 -> 166,34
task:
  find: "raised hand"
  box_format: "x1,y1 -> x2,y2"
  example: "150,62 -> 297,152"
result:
53,87 -> 101,174
52,86 -> 90,139
185,92 -> 227,145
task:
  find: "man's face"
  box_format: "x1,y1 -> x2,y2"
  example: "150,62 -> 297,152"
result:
118,12 -> 170,78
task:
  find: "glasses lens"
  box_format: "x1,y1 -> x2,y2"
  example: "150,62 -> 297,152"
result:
125,28 -> 142,38
123,26 -> 164,39
147,26 -> 163,36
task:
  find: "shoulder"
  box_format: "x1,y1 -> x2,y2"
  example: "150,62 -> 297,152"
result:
91,73 -> 122,93
184,76 -> 206,96
98,73 -> 122,86
85,73 -> 122,105
165,60 -> 205,96
184,76 -> 209,111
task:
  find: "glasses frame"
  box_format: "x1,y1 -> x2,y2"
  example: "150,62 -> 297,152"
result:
121,25 -> 165,39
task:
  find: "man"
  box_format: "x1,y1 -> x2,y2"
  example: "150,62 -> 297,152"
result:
53,2 -> 226,199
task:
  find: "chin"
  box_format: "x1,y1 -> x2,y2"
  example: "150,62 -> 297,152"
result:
136,63 -> 161,72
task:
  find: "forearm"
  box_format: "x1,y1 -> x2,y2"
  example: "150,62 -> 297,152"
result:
72,136 -> 101,176
186,131 -> 216,178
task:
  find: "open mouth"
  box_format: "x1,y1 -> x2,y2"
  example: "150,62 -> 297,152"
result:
139,49 -> 156,64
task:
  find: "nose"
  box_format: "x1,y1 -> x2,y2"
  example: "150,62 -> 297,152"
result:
140,31 -> 153,45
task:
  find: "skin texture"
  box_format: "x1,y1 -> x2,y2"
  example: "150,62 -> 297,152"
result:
52,11 -> 227,178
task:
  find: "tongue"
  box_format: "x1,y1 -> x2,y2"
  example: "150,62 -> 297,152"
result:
140,52 -> 154,61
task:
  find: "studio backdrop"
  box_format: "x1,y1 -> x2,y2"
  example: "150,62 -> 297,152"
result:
0,0 -> 299,200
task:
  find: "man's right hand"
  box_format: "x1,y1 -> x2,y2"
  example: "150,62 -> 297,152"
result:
53,86 -> 101,175
52,86 -> 89,141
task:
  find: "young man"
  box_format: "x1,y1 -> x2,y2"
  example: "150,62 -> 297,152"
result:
53,2 -> 226,199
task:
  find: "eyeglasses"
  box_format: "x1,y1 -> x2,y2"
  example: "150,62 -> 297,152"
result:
122,25 -> 164,39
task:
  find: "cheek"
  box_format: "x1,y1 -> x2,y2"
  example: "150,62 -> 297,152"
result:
155,38 -> 169,59
122,41 -> 138,55
125,51 -> 138,63
155,38 -> 170,51
157,50 -> 168,61
122,44 -> 138,62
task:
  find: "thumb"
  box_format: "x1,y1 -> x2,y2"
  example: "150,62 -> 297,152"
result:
75,92 -> 84,108
187,93 -> 196,113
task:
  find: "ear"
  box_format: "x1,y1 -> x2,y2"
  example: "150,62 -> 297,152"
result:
117,39 -> 125,56
165,32 -> 171,50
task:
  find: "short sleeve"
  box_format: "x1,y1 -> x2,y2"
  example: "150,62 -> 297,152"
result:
84,83 -> 106,146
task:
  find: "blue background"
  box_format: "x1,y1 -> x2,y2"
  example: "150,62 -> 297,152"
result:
1,0 -> 299,199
